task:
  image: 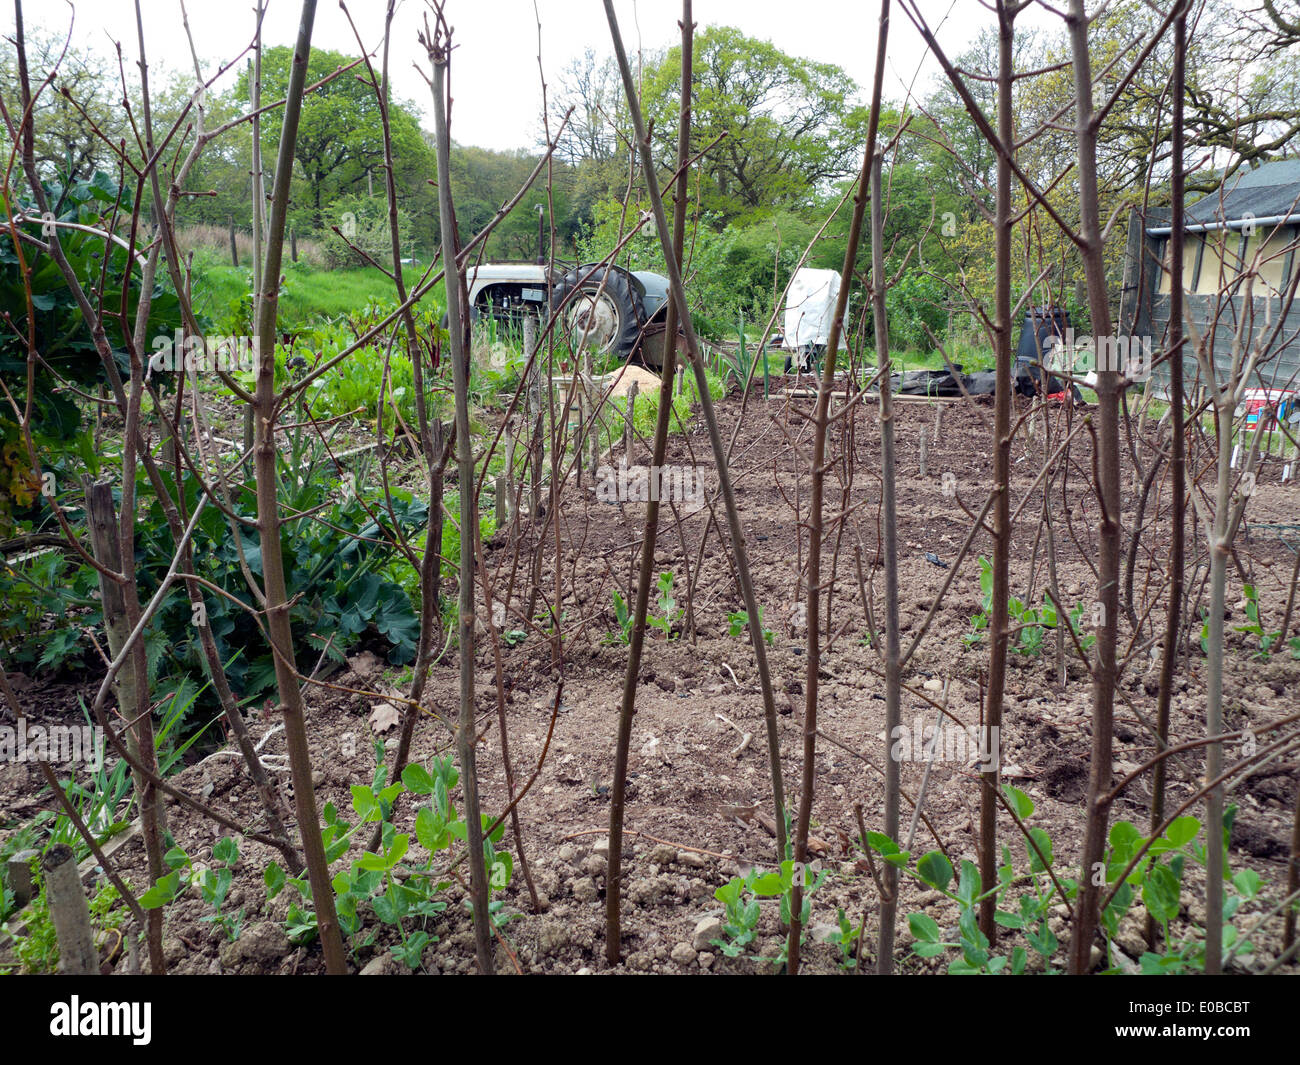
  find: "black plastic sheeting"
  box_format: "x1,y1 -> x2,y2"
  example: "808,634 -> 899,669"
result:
890,363 -> 1081,400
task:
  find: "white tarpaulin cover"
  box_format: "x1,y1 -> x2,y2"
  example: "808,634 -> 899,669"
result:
783,267 -> 840,350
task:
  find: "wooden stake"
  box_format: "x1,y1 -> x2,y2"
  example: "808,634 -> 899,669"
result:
43,844 -> 96,975
6,849 -> 37,909
503,428 -> 516,530
624,379 -> 638,455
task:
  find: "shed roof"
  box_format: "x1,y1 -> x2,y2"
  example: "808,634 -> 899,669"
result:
1185,158 -> 1300,226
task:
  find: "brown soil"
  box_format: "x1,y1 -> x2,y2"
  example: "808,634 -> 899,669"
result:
4,383 -> 1298,975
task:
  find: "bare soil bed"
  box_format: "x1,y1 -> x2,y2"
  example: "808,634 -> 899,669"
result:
4,383 -> 1298,975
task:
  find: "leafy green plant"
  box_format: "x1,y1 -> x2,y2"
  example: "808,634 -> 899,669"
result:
1096,804 -> 1266,974
1232,583 -> 1293,660
1069,600 -> 1097,653
647,571 -> 683,640
605,575 -> 686,645
873,788 -> 1265,975
1,854 -> 58,974
264,747 -> 516,971
822,907 -> 865,969
962,556 -> 995,648
710,859 -> 827,967
712,872 -> 763,956
605,590 -> 633,645
128,464 -> 425,705
963,556 -> 1091,659
1009,596 -> 1048,657
728,606 -> 774,646
609,389 -> 694,441
869,792 -> 1066,975
0,548 -> 100,672
139,836 -> 244,942
718,324 -> 759,394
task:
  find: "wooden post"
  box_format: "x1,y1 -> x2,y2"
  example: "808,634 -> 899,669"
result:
919,426 -> 929,478
228,214 -> 239,267
494,475 -> 507,529
43,844 -> 97,974
525,315 -> 542,517
290,227 -> 298,263
933,401 -> 943,444
503,427 -> 516,530
6,849 -> 37,909
624,380 -> 638,455
574,395 -> 585,487
587,384 -> 601,476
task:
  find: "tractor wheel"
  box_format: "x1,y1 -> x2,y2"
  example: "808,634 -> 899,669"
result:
551,265 -> 641,360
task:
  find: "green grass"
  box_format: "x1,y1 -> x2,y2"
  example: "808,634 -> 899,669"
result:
189,251 -> 436,332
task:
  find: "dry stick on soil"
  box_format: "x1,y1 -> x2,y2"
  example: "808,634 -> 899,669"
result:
789,0 -> 891,976
425,5 -> 494,976
249,0 -> 347,975
606,0 -> 692,966
602,0 -> 791,941
1065,0 -> 1126,976
1149,0 -> 1189,954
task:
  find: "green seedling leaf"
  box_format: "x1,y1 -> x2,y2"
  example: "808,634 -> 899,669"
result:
917,851 -> 954,892
1004,784 -> 1035,820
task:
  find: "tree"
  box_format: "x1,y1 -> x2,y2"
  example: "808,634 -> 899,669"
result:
0,34 -> 129,186
241,46 -> 432,233
641,27 -> 867,223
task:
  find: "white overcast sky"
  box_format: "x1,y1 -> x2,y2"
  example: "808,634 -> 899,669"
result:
17,1 -> 1071,152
